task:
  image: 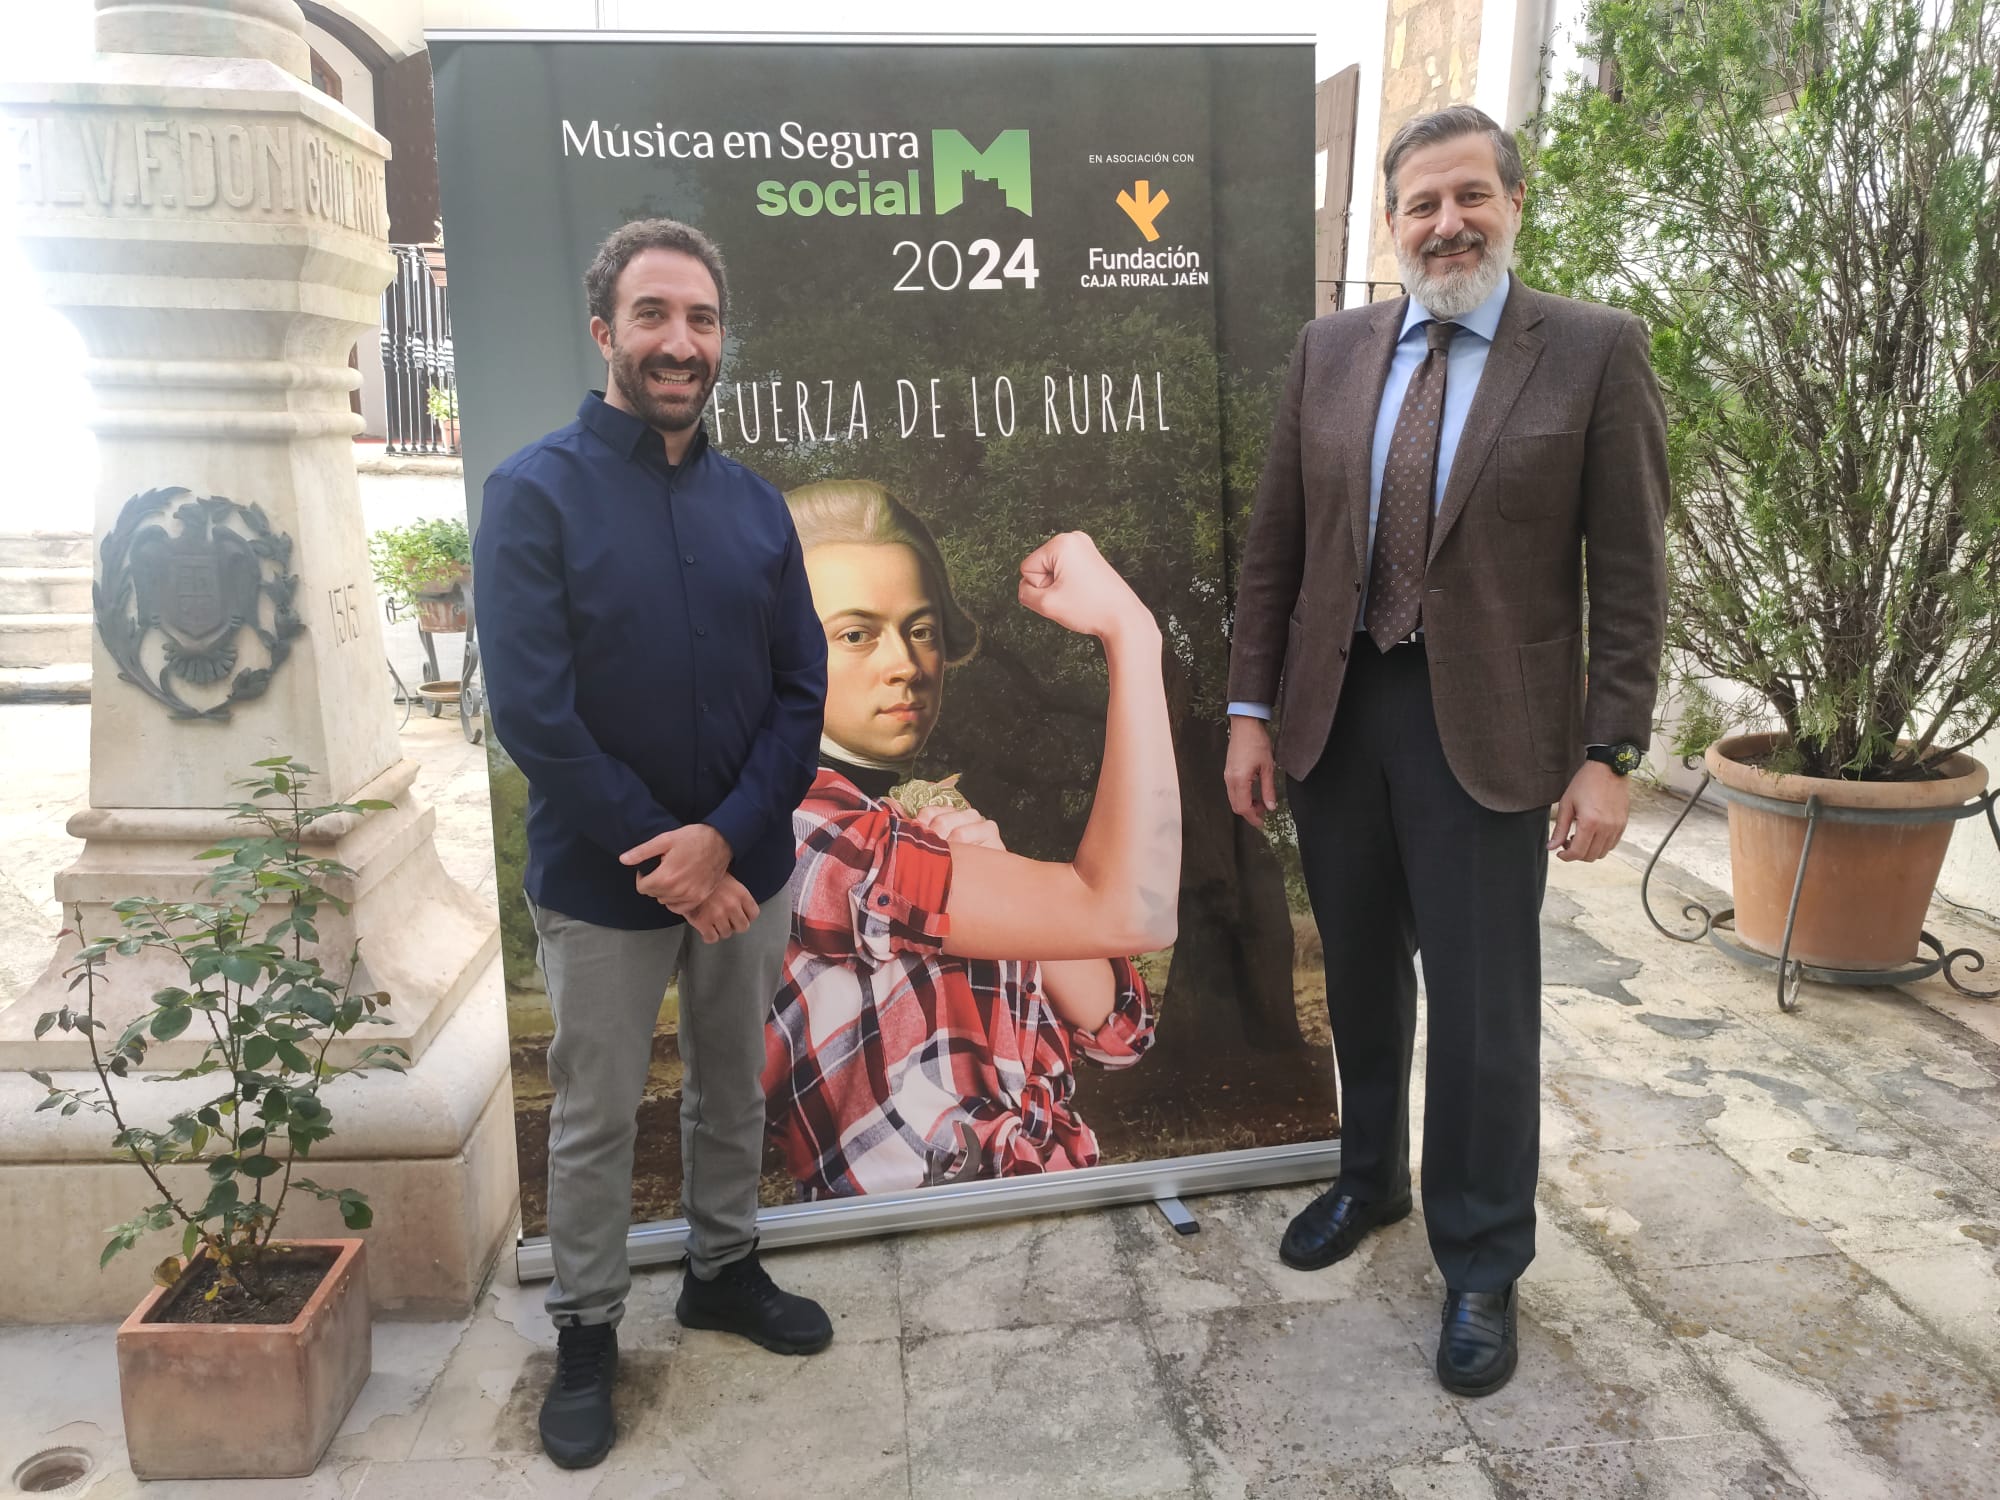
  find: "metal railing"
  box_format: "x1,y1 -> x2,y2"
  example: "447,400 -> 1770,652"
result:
380,243 -> 459,455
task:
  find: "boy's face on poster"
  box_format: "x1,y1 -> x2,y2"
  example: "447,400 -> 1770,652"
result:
591,248 -> 722,434
806,541 -> 945,763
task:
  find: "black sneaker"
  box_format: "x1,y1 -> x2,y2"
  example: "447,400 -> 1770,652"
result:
676,1251 -> 834,1355
539,1321 -> 618,1469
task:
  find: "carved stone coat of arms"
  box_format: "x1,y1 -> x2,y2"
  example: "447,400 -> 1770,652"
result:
94,488 -> 305,721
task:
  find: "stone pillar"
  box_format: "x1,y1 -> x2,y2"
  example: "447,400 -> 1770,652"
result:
1367,0 -> 1488,281
0,0 -> 511,1321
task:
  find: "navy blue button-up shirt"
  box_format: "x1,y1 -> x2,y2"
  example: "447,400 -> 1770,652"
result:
474,393 -> 827,930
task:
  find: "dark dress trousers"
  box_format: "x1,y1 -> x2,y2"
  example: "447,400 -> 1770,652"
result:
1228,275 -> 1669,1289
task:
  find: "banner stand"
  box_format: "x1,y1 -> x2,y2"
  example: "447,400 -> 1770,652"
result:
434,29 -> 1337,1270
516,1140 -> 1339,1281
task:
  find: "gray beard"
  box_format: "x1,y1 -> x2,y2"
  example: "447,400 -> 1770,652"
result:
1396,232 -> 1514,320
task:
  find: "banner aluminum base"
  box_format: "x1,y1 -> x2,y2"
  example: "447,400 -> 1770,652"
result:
515,1139 -> 1340,1281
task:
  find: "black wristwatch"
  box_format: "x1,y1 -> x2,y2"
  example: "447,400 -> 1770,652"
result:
1586,742 -> 1643,777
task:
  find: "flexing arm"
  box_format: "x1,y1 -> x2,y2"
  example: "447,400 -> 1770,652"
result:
906,802 -> 1122,1031
931,533 -> 1180,963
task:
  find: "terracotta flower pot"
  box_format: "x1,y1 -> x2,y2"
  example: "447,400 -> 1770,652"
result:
1705,731 -> 1987,971
116,1238 -> 370,1480
409,562 -> 470,633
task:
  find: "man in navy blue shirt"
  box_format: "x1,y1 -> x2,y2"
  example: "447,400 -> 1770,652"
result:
475,218 -> 831,1470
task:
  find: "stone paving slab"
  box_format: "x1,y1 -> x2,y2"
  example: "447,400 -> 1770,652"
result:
7,708 -> 2000,1497
906,1319 -> 1196,1499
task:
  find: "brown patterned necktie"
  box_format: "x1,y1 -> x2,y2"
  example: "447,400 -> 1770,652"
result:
1365,319 -> 1459,652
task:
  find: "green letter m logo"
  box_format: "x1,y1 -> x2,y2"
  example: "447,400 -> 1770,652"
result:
931,129 -> 1032,216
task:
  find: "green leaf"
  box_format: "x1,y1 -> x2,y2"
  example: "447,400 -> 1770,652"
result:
182,1221 -> 200,1259
339,1198 -> 373,1231
208,1154 -> 237,1178
237,1125 -> 267,1150
27,1070 -> 50,1086
199,1178 -> 239,1219
296,991 -> 337,1025
242,1035 -> 278,1070
149,1006 -> 192,1041
218,952 -> 264,987
238,1153 -> 282,1179
197,1106 -> 221,1129
32,1012 -> 55,1039
276,1040 -> 312,1073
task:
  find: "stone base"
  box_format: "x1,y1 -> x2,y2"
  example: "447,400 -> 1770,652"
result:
0,757 -> 497,1074
0,952 -> 518,1324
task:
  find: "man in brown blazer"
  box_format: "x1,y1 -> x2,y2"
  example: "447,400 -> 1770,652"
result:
1225,104 -> 1668,1396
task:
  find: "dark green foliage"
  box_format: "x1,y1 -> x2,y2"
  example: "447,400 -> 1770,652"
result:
1521,0 -> 2000,778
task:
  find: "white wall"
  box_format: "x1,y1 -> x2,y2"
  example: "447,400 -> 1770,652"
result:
1321,0 -> 1392,287
305,21 -> 379,123
1532,0 -> 1600,120
316,0 -> 430,59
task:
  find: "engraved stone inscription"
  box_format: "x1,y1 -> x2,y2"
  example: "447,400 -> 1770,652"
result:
9,113 -> 387,237
327,583 -> 361,644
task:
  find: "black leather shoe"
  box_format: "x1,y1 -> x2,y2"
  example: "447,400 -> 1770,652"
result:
1436,1283 -> 1518,1396
539,1321 -> 618,1469
677,1250 -> 834,1355
1279,1188 -> 1413,1270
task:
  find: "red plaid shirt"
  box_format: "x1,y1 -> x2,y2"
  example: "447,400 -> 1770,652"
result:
762,768 -> 1155,1198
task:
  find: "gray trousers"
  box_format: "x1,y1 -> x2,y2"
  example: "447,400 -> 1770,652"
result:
528,890 -> 789,1326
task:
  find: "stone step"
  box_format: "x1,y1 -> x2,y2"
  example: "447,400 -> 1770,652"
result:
0,566 -> 93,614
0,532 -> 91,570
0,663 -> 90,703
0,614 -> 93,669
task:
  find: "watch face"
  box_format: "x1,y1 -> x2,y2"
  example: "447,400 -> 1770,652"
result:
1615,744 -> 1642,775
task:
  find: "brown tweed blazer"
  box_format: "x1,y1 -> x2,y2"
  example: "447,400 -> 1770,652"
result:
1227,275 -> 1670,813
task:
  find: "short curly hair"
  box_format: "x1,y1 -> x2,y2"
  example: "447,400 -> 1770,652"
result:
583,218 -> 729,326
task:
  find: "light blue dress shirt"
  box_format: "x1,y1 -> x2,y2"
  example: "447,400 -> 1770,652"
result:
1230,275 -> 1513,721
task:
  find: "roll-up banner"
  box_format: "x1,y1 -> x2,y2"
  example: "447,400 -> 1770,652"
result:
428,32 -> 1338,1275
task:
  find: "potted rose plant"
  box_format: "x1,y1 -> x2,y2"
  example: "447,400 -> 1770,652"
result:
1521,0 -> 2000,973
30,758 -> 406,1479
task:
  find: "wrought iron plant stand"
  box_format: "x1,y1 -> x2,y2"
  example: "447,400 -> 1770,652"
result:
1640,762 -> 2000,1012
